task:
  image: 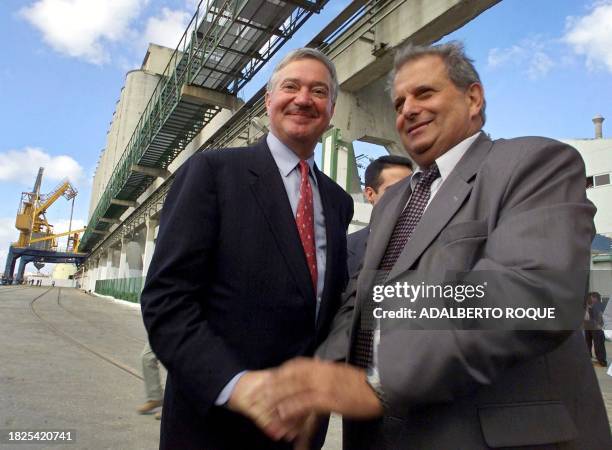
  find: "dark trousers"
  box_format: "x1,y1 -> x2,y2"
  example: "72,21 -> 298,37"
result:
585,329 -> 607,365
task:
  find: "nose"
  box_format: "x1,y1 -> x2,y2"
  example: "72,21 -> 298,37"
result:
294,87 -> 313,106
400,97 -> 420,120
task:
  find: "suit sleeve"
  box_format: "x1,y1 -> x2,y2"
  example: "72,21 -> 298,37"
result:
379,140 -> 596,416
140,153 -> 244,414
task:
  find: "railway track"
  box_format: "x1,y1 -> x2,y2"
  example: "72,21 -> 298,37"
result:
55,288 -> 146,347
29,287 -> 143,381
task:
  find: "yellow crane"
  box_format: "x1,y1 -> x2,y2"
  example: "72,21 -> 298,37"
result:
14,167 -> 84,253
28,228 -> 86,253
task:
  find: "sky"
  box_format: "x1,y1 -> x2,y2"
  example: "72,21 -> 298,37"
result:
1,0 -> 611,274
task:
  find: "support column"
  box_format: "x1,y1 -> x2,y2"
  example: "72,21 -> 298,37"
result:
87,261 -> 94,291
333,78 -> 403,155
321,128 -> 361,195
99,251 -> 111,280
142,217 -> 158,278
331,78 -> 410,228
109,247 -> 121,279
80,264 -> 88,291
90,258 -> 101,291
3,246 -> 18,284
118,238 -> 129,279
126,238 -> 144,278
16,257 -> 32,284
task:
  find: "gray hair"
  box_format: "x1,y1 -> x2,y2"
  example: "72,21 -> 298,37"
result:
390,41 -> 486,124
267,47 -> 339,103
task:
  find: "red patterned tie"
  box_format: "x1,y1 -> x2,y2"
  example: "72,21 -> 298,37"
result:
296,160 -> 317,292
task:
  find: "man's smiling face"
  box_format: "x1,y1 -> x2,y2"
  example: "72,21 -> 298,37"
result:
265,58 -> 335,158
393,54 -> 483,168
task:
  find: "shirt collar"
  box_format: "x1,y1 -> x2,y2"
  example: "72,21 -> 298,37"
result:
267,132 -> 317,185
413,131 -> 481,182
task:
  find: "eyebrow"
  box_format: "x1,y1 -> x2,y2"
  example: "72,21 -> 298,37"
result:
413,84 -> 434,94
280,78 -> 329,89
393,83 -> 435,99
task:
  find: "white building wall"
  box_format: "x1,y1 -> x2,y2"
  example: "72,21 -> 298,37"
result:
589,262 -> 612,301
563,138 -> 612,237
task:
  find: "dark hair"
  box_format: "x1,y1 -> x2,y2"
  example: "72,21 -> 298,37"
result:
364,155 -> 413,191
590,292 -> 602,302
390,41 -> 486,124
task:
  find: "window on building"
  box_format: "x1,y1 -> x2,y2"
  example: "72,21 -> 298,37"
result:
594,173 -> 610,187
587,173 -> 611,188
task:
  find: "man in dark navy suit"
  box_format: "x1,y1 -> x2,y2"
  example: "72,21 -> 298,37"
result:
140,48 -> 353,450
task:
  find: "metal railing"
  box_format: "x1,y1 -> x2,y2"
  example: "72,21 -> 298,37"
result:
95,276 -> 145,303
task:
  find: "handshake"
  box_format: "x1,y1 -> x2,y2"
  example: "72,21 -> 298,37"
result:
227,358 -> 384,449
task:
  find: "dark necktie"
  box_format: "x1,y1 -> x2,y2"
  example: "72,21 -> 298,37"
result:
353,163 -> 441,368
296,160 -> 317,292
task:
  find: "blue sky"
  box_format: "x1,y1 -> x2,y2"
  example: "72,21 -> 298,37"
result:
1,0 -> 611,273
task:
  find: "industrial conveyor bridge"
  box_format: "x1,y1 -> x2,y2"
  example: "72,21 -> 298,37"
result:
80,0 -> 330,251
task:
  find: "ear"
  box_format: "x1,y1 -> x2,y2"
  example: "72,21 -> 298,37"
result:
265,91 -> 273,114
364,187 -> 376,205
466,82 -> 484,121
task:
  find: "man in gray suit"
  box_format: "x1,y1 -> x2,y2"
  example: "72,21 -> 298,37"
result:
256,41 -> 611,449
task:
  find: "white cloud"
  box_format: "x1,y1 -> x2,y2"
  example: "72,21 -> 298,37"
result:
48,218 -> 87,250
487,36 -> 555,80
0,147 -> 84,184
0,218 -> 16,245
526,51 -> 554,79
142,7 -> 191,50
50,218 -> 87,234
20,0 -> 148,64
487,45 -> 525,68
564,1 -> 612,72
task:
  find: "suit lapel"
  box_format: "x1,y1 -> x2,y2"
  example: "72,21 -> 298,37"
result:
366,176 -> 413,270
387,133 -> 494,280
248,140 -> 316,304
352,178 -> 412,321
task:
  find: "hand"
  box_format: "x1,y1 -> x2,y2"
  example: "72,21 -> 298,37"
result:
227,370 -> 278,429
264,358 -> 384,424
227,370 -> 310,442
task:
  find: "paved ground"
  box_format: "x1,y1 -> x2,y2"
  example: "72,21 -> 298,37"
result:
0,286 -> 610,449
0,286 -> 160,450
